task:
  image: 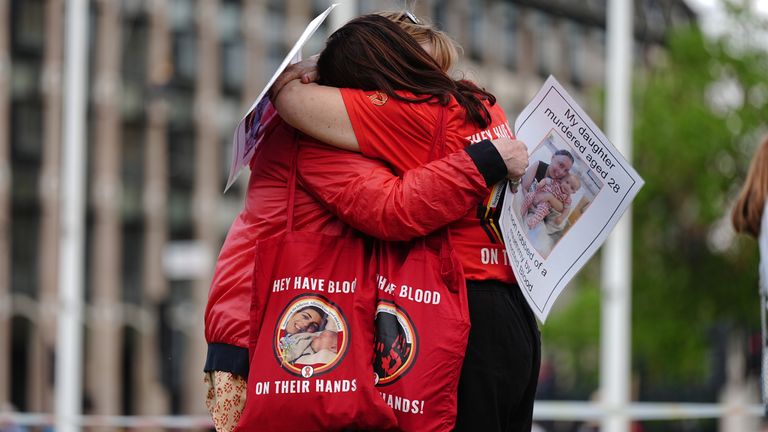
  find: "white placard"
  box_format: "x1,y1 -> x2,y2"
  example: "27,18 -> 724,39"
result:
224,3 -> 338,192
498,76 -> 644,322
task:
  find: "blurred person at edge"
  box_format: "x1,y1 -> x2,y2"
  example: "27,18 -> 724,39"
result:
202,11 -> 529,432
272,14 -> 539,432
732,134 -> 768,416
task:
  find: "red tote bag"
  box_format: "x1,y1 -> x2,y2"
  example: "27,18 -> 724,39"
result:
372,234 -> 470,432
237,137 -> 397,432
371,106 -> 471,431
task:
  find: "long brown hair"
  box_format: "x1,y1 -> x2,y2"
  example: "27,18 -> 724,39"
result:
317,14 -> 496,129
732,135 -> 768,237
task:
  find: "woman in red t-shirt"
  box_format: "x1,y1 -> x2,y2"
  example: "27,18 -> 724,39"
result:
274,15 -> 540,432
203,12 -> 529,432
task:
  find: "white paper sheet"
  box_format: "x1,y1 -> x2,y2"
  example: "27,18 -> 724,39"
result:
498,76 -> 645,322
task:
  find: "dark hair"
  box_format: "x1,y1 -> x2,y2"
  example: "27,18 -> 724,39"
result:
317,14 -> 496,129
554,149 -> 575,163
298,305 -> 325,316
296,306 -> 327,332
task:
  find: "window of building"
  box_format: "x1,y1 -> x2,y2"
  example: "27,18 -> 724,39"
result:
167,127 -> 194,185
218,0 -> 241,43
9,95 -> 41,214
592,28 -> 606,84
588,0 -> 608,10
121,125 -> 145,223
219,1 -> 243,93
567,21 -> 584,88
534,11 -> 557,78
10,0 -> 44,53
169,0 -> 197,86
168,188 -> 193,240
167,90 -> 194,127
10,101 -> 42,163
172,31 -> 197,84
11,317 -> 34,410
122,15 -> 149,123
121,326 -> 139,414
10,166 -> 39,209
122,16 -> 149,85
11,213 -> 39,297
121,82 -> 146,122
10,60 -> 40,101
120,0 -> 146,19
432,0 -> 449,37
157,285 -> 189,413
169,0 -> 194,32
265,0 -> 286,75
643,0 -> 667,38
504,3 -> 518,70
468,2 -> 485,62
121,223 -> 144,305
221,41 -> 244,94
167,127 -> 194,235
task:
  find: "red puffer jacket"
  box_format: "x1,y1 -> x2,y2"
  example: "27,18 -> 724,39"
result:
204,105 -> 504,366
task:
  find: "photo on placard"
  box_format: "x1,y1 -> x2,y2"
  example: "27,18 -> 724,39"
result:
512,129 -> 603,258
243,98 -> 270,155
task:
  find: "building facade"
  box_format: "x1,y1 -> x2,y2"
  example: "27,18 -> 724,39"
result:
0,0 -> 694,422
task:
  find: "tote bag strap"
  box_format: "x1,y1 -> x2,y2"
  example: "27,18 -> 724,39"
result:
286,130 -> 300,233
423,105 -> 460,288
423,104 -> 448,251
427,104 -> 447,161
427,105 -> 463,290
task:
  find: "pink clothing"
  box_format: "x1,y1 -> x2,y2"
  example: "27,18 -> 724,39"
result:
521,180 -> 571,229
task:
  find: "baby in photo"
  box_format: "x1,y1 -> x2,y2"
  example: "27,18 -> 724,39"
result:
521,173 -> 581,229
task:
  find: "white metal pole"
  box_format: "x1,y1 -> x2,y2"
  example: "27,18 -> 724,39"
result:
601,0 -> 633,431
55,0 -> 89,431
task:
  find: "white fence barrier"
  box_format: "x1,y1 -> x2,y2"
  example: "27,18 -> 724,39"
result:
534,401 -> 764,421
0,402 -> 763,429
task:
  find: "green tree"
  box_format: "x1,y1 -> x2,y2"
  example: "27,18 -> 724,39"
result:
632,14 -> 768,390
543,8 -> 768,400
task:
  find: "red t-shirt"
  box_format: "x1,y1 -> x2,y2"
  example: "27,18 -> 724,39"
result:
341,88 -> 516,283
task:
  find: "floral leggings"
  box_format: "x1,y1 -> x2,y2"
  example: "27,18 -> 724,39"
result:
204,371 -> 247,432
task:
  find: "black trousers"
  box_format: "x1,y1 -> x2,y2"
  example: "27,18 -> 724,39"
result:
454,280 -> 541,432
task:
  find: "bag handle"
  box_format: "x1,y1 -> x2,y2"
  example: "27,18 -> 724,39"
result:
428,105 -> 447,161
423,105 -> 460,291
422,104 -> 447,252
286,130 -> 300,233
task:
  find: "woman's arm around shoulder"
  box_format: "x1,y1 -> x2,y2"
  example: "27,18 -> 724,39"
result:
297,139 -> 509,241
273,80 -> 360,151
